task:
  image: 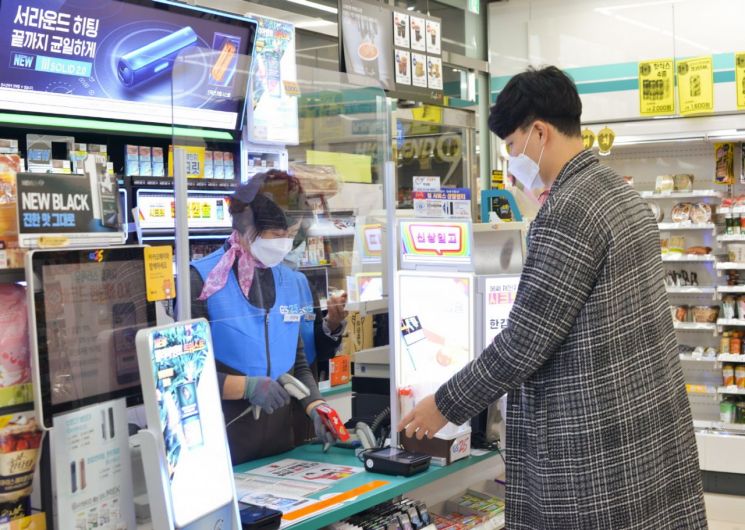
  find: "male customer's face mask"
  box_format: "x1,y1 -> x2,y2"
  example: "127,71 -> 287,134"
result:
250,236 -> 293,267
507,125 -> 545,191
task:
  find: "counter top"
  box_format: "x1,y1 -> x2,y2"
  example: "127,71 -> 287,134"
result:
233,445 -> 500,529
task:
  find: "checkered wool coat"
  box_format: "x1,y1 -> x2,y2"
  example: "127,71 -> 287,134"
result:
436,150 -> 707,529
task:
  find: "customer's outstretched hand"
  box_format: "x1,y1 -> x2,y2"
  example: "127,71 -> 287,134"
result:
397,395 -> 447,440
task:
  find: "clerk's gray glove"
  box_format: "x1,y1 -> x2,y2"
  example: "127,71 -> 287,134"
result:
244,376 -> 290,414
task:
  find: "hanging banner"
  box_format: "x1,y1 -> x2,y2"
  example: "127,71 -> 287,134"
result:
638,59 -> 674,116
52,399 -> 136,530
736,52 -> 745,111
677,56 -> 714,115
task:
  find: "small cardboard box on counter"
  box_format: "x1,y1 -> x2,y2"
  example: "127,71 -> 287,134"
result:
329,355 -> 351,386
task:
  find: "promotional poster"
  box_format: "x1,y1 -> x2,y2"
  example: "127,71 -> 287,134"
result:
249,15 -> 299,145
16,166 -> 122,244
397,272 -> 473,398
341,0 -> 395,91
0,1 -> 255,128
145,320 -> 233,527
52,399 -> 136,530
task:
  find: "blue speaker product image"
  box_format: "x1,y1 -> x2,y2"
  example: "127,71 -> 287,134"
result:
117,26 -> 198,87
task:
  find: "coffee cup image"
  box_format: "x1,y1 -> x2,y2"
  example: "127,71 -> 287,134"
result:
358,41 -> 379,77
416,61 -> 424,77
117,26 -> 198,88
430,29 -> 437,45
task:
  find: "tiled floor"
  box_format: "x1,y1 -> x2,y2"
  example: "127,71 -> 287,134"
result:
706,493 -> 745,529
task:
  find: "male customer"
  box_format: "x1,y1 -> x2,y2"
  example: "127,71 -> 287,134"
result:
399,66 -> 707,529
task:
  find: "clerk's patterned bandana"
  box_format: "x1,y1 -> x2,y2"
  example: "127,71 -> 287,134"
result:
198,231 -> 264,300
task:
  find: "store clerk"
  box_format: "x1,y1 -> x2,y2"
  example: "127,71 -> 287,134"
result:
190,172 -> 347,464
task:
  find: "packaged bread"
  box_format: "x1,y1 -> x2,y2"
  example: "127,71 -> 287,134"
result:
648,203 -> 664,222
673,174 -> 694,192
671,203 -> 692,223
692,306 -> 719,323
715,143 -> 735,185
685,246 -> 712,255
289,163 -> 340,197
690,203 -> 712,224
655,175 -> 675,194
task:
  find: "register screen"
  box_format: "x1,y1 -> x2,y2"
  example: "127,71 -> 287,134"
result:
42,259 -> 149,406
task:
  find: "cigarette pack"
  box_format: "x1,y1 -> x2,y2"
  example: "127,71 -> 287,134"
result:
125,145 -> 139,176
213,151 -> 225,179
152,147 -> 164,177
204,150 -> 214,179
139,146 -> 152,177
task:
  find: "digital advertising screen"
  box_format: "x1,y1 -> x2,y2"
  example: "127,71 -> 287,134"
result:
0,1 -> 257,129
137,319 -> 234,528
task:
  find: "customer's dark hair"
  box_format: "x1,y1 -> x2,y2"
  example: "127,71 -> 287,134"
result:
488,66 -> 582,139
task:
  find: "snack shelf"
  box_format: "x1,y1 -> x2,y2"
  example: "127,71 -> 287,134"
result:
674,322 -> 718,332
717,319 -> 745,327
717,286 -> 745,294
718,386 -> 745,396
693,420 -> 745,432
666,287 -> 716,294
661,254 -> 716,262
717,235 -> 745,243
716,262 -> 745,270
658,223 -> 716,231
641,191 -> 721,199
679,353 -> 718,362
718,354 -> 745,363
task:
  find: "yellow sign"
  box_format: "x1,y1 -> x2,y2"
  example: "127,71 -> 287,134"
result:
736,52 -> 745,110
677,56 -> 714,115
144,245 -> 175,302
597,127 -> 615,156
307,150 -> 372,184
638,59 -> 675,115
491,169 -> 504,190
38,236 -> 70,248
411,105 -> 443,124
581,128 -> 595,150
168,145 -> 206,179
283,80 -> 301,96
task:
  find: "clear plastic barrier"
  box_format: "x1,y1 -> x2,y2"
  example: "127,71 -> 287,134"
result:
169,42 -> 390,467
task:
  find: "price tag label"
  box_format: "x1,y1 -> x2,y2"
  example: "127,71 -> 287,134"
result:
638,59 -> 675,115
144,245 -> 175,302
38,236 -> 70,248
283,81 -> 301,96
736,52 -> 745,110
677,56 -> 714,115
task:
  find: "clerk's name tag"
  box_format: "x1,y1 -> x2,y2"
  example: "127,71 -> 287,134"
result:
284,313 -> 302,323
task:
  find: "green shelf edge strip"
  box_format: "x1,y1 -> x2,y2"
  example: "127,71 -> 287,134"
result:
0,112 -> 234,140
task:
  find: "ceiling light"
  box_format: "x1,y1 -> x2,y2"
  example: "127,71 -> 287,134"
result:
286,0 -> 338,15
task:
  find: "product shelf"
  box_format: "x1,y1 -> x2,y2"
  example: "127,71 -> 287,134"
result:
717,319 -> 745,327
717,206 -> 745,215
718,386 -> 745,396
693,420 -> 745,432
641,191 -> 721,200
686,384 -> 718,395
666,287 -> 716,294
674,322 -> 718,332
717,286 -> 745,294
346,298 -> 389,315
658,222 -> 716,231
716,263 -> 745,270
679,353 -> 718,362
718,354 -> 745,363
661,254 -> 716,263
717,235 -> 745,243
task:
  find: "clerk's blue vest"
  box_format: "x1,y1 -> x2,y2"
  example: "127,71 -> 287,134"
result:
192,248 -> 318,379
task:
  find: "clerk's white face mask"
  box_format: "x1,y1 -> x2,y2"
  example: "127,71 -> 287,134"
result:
508,125 -> 545,191
250,236 -> 293,267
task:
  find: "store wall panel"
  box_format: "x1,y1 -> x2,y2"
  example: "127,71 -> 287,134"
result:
488,0 -> 745,122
